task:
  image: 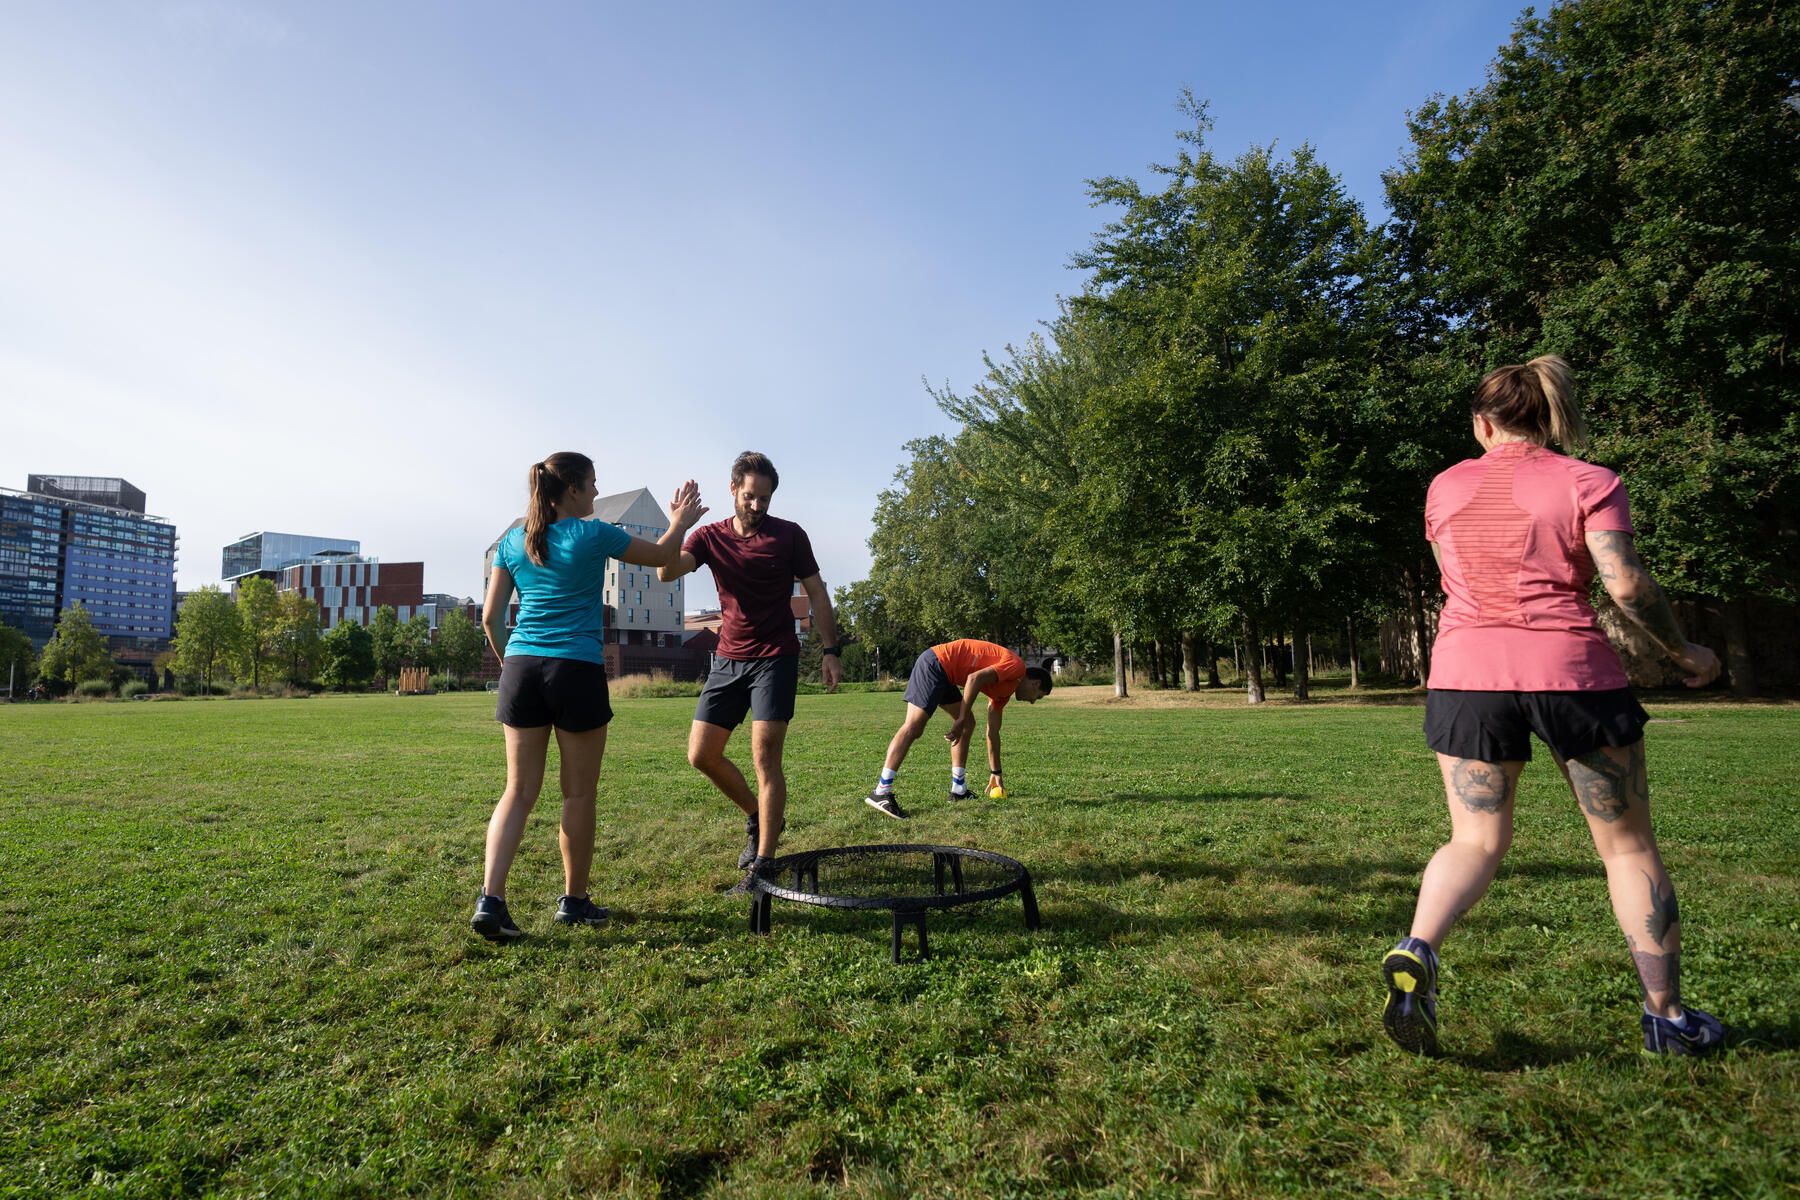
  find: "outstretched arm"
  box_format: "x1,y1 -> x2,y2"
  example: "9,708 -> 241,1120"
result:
983,701 -> 1004,791
946,667 -> 999,746
621,480 -> 706,571
1585,530 -> 1719,687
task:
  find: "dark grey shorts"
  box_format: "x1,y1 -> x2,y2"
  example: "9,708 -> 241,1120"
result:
902,648 -> 963,717
694,653 -> 799,729
1424,688 -> 1649,763
495,654 -> 613,733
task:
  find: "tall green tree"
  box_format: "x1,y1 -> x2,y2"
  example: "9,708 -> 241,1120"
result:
436,607 -> 483,685
234,577 -> 280,689
1,620 -> 38,695
1072,97 -> 1383,701
369,606 -> 401,681
271,592 -> 321,684
319,618 -> 376,691
1386,0 -> 1800,692
173,585 -> 241,690
398,613 -> 435,669
864,434 -> 1042,647
39,603 -> 112,689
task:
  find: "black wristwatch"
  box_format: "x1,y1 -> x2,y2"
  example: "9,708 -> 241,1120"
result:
821,645 -> 844,657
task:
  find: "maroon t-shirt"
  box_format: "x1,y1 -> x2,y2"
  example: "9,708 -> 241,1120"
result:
684,514 -> 819,659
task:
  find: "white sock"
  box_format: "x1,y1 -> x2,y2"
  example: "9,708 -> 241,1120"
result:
875,767 -> 896,796
950,767 -> 968,795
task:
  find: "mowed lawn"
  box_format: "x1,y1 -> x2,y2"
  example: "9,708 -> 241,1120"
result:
1,687 -> 1796,1199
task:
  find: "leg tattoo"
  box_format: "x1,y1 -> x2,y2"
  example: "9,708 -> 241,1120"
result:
1643,871 -> 1680,948
1627,935 -> 1681,1002
1570,742 -> 1645,824
1449,759 -> 1512,813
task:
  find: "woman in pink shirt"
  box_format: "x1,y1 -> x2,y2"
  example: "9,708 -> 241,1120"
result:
1382,355 -> 1726,1058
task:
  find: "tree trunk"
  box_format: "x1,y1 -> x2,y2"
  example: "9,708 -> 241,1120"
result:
1151,639 -> 1164,688
1346,614 -> 1360,689
1206,640 -> 1222,688
1717,597 -> 1757,698
1272,631 -> 1288,689
1181,632 -> 1199,692
1403,567 -> 1431,686
1243,619 -> 1265,704
1293,616 -> 1310,701
1113,627 -> 1128,699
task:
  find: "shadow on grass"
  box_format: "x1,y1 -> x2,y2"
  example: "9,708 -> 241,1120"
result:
1452,1028 -> 1598,1071
1726,1015 -> 1800,1053
1075,790 -> 1321,806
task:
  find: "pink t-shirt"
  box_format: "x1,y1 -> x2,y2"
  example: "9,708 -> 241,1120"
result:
1425,442 -> 1633,691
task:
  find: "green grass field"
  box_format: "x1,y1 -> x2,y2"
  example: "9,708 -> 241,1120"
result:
2,686 -> 1796,1199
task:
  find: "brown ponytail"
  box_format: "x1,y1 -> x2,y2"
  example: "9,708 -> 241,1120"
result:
1470,353 -> 1589,453
523,452 -> 594,565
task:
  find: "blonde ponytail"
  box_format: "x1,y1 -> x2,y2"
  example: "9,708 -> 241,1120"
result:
1528,354 -> 1587,452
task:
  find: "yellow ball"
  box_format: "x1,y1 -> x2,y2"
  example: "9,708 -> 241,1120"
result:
987,785 -> 1007,799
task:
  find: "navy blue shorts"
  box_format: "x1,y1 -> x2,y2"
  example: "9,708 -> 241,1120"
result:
495,654 -> 613,732
903,649 -> 964,716
1424,688 -> 1649,763
694,654 -> 798,728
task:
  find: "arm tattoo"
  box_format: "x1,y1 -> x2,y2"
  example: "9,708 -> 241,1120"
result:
1587,531 -> 1687,652
1449,759 -> 1512,813
1627,935 -> 1682,1002
1568,742 -> 1646,823
1643,871 -> 1680,948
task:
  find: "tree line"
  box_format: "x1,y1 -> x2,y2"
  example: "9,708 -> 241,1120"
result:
839,0 -> 1797,700
3,582 -> 487,696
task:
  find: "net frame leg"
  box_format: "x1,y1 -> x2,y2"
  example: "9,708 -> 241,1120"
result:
1020,872 -> 1041,931
891,911 -> 930,963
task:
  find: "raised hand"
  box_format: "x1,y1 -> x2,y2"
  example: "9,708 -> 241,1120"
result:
668,479 -> 708,530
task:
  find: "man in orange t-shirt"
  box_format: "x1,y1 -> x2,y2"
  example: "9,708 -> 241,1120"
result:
864,639 -> 1052,819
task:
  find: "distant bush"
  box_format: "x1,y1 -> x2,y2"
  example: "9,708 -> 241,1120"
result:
612,671 -> 702,699
75,679 -> 112,698
1055,662 -> 1112,687
120,680 -> 149,698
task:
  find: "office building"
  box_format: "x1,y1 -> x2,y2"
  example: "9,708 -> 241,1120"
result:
272,555 -> 428,630
0,476 -> 178,652
222,531 -> 360,583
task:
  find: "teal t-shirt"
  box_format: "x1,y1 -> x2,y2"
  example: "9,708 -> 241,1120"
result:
494,518 -> 632,665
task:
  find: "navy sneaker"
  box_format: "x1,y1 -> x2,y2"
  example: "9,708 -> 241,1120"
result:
1381,936 -> 1439,1056
554,894 -> 609,927
1642,1006 -> 1724,1057
865,790 -> 909,820
471,891 -> 522,941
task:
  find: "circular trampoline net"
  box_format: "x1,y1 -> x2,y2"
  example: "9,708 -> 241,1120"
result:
746,843 -> 1041,962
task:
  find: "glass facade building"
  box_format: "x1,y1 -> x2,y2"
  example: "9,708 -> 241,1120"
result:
1,479 -> 178,648
222,531 -> 360,581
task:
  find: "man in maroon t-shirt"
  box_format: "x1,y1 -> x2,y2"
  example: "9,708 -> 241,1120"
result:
659,451 -> 843,882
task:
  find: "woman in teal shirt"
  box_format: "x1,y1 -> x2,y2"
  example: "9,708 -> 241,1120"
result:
472,452 -> 706,939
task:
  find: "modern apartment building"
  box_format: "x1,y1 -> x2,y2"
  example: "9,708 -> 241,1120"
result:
222,531 -> 360,582
481,487 -> 686,645
271,555 -> 432,631
0,476 -> 178,650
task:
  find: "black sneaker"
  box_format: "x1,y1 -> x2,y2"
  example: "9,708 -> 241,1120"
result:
554,894 -> 609,927
729,855 -> 779,895
1381,936 -> 1439,1056
471,892 -> 522,941
865,790 -> 909,819
1642,1006 -> 1724,1056
737,819 -> 784,869
947,787 -> 973,802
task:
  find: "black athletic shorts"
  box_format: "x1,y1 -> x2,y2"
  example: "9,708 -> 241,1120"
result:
1424,688 -> 1649,763
903,648 -> 963,716
495,654 -> 613,732
694,653 -> 798,729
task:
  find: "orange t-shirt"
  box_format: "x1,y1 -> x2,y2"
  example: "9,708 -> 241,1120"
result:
931,639 -> 1026,708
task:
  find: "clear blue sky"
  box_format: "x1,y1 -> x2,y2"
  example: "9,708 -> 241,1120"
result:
0,1 -> 1532,609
